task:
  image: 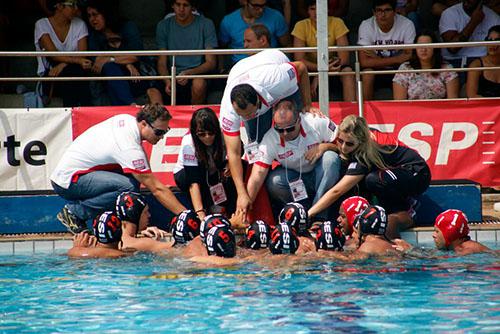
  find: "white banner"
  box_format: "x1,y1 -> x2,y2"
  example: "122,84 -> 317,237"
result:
0,108 -> 72,191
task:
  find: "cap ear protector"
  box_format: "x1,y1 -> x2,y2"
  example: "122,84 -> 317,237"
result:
434,209 -> 470,247
205,224 -> 236,258
278,202 -> 309,236
340,196 -> 369,234
355,205 -> 388,244
170,210 -> 201,245
315,221 -> 346,251
200,214 -> 231,244
245,220 -> 270,249
269,223 -> 300,255
92,211 -> 122,244
115,192 -> 146,225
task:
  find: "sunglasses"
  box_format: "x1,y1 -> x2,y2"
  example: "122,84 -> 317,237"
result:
196,131 -> 215,138
337,137 -> 356,147
274,120 -> 298,134
147,121 -> 170,137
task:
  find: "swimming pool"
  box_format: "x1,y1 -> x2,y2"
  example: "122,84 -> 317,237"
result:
0,245 -> 499,333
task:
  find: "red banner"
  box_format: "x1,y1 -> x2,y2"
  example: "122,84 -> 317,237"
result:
72,100 -> 499,187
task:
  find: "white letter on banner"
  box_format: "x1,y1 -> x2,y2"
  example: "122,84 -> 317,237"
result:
435,123 -> 478,165
398,123 -> 433,160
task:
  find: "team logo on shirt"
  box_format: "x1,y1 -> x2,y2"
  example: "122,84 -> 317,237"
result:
348,162 -> 358,170
287,68 -> 296,81
184,154 -> 196,162
132,159 -> 146,170
307,143 -> 319,150
221,117 -> 234,130
328,121 -> 336,132
278,150 -> 294,159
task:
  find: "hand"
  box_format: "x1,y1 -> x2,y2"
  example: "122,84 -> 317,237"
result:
304,144 -> 322,165
79,58 -> 93,70
127,64 -> 140,83
91,56 -> 108,74
311,77 -> 319,100
229,210 -> 247,231
176,70 -> 190,86
391,238 -> 412,252
236,192 -> 252,215
470,4 -> 485,24
328,57 -> 341,72
73,231 -> 97,247
302,105 -> 324,117
48,63 -> 67,77
164,79 -> 172,96
140,226 -> 168,240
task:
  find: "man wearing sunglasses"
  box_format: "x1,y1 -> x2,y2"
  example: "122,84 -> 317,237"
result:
245,100 -> 341,220
51,103 -> 187,234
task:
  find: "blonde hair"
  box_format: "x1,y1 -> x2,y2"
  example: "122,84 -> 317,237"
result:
338,115 -> 391,170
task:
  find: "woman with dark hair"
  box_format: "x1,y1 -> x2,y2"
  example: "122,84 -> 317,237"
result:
393,31 -> 459,100
466,25 -> 500,98
85,0 -> 151,105
34,0 -> 92,107
308,115 -> 431,239
174,107 -> 237,220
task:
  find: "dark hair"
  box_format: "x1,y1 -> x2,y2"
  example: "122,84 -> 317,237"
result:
488,25 -> 500,36
373,0 -> 396,10
409,30 -> 443,76
85,0 -> 122,33
248,23 -> 271,45
273,100 -> 300,121
189,108 -> 224,169
136,103 -> 172,123
171,0 -> 197,7
230,84 -> 258,110
305,0 -> 316,9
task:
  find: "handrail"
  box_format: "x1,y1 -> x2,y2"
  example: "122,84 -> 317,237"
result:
1,40 -> 498,112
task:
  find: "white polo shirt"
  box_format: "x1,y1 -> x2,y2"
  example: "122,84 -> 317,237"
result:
219,49 -> 299,136
50,114 -> 151,189
256,113 -> 337,173
173,134 -> 198,174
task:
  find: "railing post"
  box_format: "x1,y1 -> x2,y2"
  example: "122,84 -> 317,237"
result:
355,50 -> 364,117
171,55 -> 176,106
317,0 -> 329,115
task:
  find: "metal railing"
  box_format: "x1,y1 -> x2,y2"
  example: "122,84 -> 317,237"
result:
0,40 -> 498,115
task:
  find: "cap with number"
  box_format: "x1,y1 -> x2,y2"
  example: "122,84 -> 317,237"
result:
269,222 -> 300,254
245,220 -> 270,249
434,209 -> 469,247
115,191 -> 146,225
170,210 -> 201,244
205,224 -> 236,258
278,202 -> 309,235
315,220 -> 346,251
200,214 -> 231,244
341,196 -> 369,232
92,211 -> 122,244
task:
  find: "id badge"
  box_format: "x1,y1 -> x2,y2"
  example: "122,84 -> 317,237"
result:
289,179 -> 308,202
244,142 -> 262,164
210,183 -> 227,205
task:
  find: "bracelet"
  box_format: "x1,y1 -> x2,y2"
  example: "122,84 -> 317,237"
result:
196,209 -> 205,213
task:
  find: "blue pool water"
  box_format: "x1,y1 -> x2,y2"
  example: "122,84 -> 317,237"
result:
0,246 -> 499,333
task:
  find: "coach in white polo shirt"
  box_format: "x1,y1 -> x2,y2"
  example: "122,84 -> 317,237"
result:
50,103 -> 186,234
220,49 -> 317,214
246,100 -> 341,220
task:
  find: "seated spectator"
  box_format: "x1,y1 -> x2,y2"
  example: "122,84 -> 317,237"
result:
219,0 -> 290,66
296,0 -> 350,19
243,23 -> 271,50
358,0 -> 416,100
439,0 -> 500,75
86,0 -> 152,106
396,0 -> 420,32
152,0 -> 217,105
174,107 -> 238,221
393,31 -> 459,100
432,0 -> 460,18
466,25 -> 500,97
34,0 -> 91,107
292,0 -> 356,101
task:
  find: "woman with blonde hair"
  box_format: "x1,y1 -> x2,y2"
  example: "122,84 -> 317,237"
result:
308,115 -> 431,238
